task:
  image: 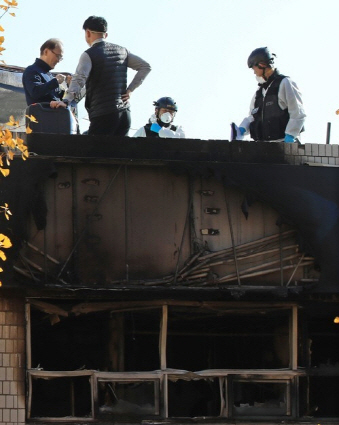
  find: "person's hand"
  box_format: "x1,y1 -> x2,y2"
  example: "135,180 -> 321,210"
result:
56,74 -> 66,84
121,89 -> 131,102
284,134 -> 295,143
50,100 -> 67,109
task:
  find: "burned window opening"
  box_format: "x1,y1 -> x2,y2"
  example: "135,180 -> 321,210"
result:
297,306 -> 339,419
307,316 -> 339,368
231,379 -> 291,417
167,306 -> 291,370
124,309 -> 161,371
167,378 -> 221,418
97,379 -> 160,420
27,300 -> 339,421
30,309 -> 110,371
30,375 -> 92,419
308,377 -> 339,417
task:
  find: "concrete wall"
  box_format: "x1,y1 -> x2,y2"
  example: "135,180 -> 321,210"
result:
0,296 -> 25,425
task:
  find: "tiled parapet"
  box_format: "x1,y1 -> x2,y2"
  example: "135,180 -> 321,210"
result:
283,142 -> 339,166
26,134 -> 339,167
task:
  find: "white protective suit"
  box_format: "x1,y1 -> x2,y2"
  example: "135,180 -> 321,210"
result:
239,76 -> 306,142
133,114 -> 185,138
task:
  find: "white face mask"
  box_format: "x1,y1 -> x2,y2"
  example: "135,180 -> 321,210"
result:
256,75 -> 266,84
160,111 -> 173,124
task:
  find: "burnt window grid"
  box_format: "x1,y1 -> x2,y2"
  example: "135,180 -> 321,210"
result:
27,370 -> 95,420
25,301 -> 301,420
95,372 -> 161,418
229,376 -> 294,418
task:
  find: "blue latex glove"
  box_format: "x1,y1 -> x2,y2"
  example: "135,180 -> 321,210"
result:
239,127 -> 246,136
150,123 -> 161,133
284,134 -> 294,143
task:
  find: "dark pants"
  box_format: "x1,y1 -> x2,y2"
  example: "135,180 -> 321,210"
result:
88,108 -> 131,136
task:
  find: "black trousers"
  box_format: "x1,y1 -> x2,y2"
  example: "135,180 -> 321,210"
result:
88,108 -> 131,136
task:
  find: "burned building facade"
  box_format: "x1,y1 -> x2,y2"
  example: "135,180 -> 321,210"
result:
0,61 -> 339,425
1,132 -> 339,425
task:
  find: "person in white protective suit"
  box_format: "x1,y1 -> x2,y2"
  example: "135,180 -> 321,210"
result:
133,97 -> 185,138
236,47 -> 305,143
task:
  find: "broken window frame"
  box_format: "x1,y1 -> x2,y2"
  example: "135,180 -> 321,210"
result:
25,300 -> 303,421
228,375 -> 294,418
94,372 -> 161,418
27,370 -> 95,421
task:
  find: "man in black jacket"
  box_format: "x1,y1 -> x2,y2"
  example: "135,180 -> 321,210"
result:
55,16 -> 151,136
22,38 -> 66,105
238,47 -> 305,143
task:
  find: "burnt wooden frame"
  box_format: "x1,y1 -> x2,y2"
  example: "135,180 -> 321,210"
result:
26,369 -> 96,422
25,301 -> 302,421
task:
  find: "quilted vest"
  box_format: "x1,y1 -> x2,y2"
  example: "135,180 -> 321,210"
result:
85,41 -> 128,119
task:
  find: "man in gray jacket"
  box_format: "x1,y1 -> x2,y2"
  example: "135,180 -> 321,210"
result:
54,16 -> 151,136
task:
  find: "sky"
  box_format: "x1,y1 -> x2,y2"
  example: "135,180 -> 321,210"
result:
2,0 -> 339,143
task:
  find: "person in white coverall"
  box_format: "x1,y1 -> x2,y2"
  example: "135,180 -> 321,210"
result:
133,97 -> 185,138
237,47 -> 305,143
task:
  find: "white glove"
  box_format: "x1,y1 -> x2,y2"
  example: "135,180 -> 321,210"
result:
159,126 -> 185,138
56,74 -> 66,84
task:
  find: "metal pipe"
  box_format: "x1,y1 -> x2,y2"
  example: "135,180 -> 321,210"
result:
224,186 -> 241,286
279,226 -> 284,286
326,122 -> 331,144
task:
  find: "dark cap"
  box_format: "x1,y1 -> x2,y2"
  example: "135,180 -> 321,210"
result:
83,16 -> 107,33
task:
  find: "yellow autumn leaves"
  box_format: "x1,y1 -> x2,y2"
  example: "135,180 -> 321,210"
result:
0,233 -> 11,261
0,232 -> 12,285
0,116 -> 28,285
0,119 -> 23,285
0,118 -> 29,171
0,0 -> 17,57
25,113 -> 38,134
0,0 -> 18,9
0,0 -> 19,286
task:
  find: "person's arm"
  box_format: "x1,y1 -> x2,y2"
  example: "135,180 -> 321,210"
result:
159,125 -> 186,138
239,93 -> 256,133
63,52 -> 92,103
132,126 -> 146,137
175,126 -> 186,138
23,68 -> 59,101
278,77 -> 306,138
126,52 -> 151,93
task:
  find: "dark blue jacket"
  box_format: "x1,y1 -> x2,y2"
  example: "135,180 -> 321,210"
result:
22,58 -> 62,105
